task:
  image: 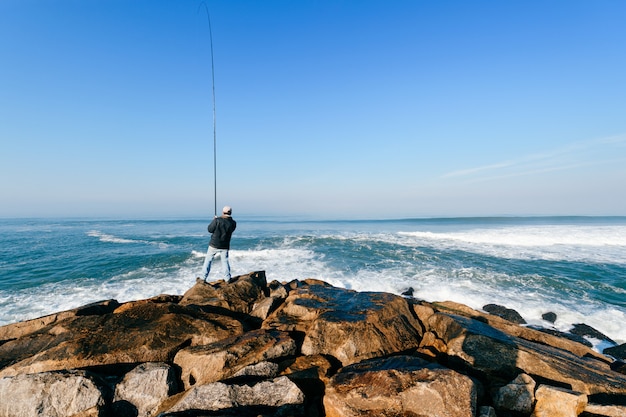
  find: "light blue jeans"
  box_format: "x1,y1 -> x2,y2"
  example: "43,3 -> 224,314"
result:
201,245 -> 231,281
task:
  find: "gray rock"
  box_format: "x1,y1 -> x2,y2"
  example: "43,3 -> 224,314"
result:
232,361 -> 280,379
493,373 -> 536,414
478,405 -> 497,417
113,362 -> 177,417
0,370 -> 104,417
165,376 -> 304,413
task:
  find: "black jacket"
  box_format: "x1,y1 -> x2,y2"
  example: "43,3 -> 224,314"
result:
208,216 -> 237,249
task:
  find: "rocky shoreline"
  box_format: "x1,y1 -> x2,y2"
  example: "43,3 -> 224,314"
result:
1,271 -> 625,417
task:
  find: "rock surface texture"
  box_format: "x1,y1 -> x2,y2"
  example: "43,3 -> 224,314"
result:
0,271 -> 624,417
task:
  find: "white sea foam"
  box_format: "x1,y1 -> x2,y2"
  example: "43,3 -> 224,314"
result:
398,225 -> 626,264
86,230 -> 168,248
87,230 -> 140,244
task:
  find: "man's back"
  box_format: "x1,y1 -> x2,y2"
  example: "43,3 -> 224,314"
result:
208,216 -> 236,249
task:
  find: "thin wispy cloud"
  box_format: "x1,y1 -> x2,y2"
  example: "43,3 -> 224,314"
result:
441,133 -> 626,182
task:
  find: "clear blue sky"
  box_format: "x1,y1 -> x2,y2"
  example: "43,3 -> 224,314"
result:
1,0 -> 625,219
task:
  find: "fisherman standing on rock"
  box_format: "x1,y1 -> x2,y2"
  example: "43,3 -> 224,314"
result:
200,205 -> 236,282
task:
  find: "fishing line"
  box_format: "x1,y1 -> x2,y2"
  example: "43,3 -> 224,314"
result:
198,2 -> 218,216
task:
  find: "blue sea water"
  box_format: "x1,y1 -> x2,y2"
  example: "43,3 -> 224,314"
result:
1,216 -> 625,349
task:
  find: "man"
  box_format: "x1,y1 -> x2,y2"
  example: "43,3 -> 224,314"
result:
200,205 -> 237,282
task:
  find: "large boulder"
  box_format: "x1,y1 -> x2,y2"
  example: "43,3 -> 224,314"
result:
263,283 -> 423,366
492,373 -> 536,415
323,355 -> 477,417
0,299 -> 245,377
180,271 -> 267,314
112,362 -> 177,417
0,299 -> 120,342
482,303 -> 526,324
531,385 -> 587,417
174,329 -> 297,389
0,370 -> 104,417
429,300 -> 608,361
426,311 -> 626,396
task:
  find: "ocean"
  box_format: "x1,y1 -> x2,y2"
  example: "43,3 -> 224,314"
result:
1,216 -> 625,350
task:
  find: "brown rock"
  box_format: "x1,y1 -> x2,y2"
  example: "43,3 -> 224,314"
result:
427,312 -> 626,396
0,300 -> 244,377
180,271 -> 267,314
323,355 -> 477,417
280,355 -> 338,417
0,299 -> 119,343
250,295 -> 283,320
174,329 -> 297,389
263,284 -> 423,366
268,279 -> 290,298
531,385 -> 587,417
583,403 -> 626,417
280,354 -> 337,384
430,301 -> 608,361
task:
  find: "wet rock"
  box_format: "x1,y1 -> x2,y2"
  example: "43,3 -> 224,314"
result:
610,360 -> 626,375
571,323 -> 616,345
323,355 -> 477,417
531,385 -> 587,417
542,311 -> 557,323
427,312 -> 626,396
0,370 -> 104,417
604,343 -> 626,361
529,325 -> 593,348
483,303 -> 527,324
263,284 -> 423,366
401,287 -> 414,296
0,299 -> 120,343
0,299 -> 244,377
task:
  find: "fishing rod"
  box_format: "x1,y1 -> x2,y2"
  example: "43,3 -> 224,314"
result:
198,2 -> 218,216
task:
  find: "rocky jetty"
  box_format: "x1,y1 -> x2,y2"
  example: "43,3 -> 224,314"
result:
1,271 -> 625,417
